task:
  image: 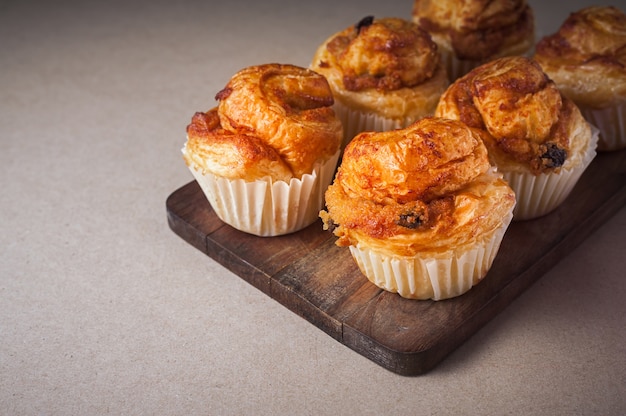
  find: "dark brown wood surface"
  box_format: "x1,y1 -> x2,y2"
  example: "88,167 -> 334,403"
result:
166,149 -> 626,376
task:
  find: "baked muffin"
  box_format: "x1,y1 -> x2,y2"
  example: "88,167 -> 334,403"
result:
435,56 -> 598,220
534,6 -> 626,151
183,63 -> 343,236
412,0 -> 535,81
310,16 -> 449,147
320,117 -> 515,300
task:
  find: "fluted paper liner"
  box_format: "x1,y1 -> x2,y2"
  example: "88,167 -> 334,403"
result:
440,47 -> 536,83
578,102 -> 626,151
348,211 -> 514,301
439,49 -> 479,82
186,150 -> 340,237
333,101 -> 413,149
505,126 -> 599,221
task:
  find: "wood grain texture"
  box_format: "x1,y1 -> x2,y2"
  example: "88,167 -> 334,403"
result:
166,149 -> 626,376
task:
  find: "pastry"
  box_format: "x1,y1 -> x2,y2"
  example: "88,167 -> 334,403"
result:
534,6 -> 626,151
412,0 -> 535,81
320,117 -> 515,300
183,63 -> 343,236
435,56 -> 598,220
310,16 -> 448,147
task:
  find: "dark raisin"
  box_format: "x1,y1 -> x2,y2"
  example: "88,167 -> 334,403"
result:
540,143 -> 567,168
397,212 -> 423,229
355,16 -> 374,33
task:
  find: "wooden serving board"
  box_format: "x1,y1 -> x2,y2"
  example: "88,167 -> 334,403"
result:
166,149 -> 626,376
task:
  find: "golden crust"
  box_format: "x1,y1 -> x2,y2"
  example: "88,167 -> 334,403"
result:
435,56 -> 592,174
337,117 -> 490,204
412,0 -> 535,61
320,117 -> 515,256
183,109 -> 293,182
192,63 -> 343,179
310,17 -> 448,120
534,6 -> 626,108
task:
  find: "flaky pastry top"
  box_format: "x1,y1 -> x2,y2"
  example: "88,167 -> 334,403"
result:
534,6 -> 626,108
311,16 -> 448,119
412,0 -> 535,60
435,56 -> 592,174
184,64 -> 342,180
320,117 -> 515,256
183,109 -> 293,182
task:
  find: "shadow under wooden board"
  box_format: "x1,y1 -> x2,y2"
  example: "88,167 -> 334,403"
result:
166,149 -> 626,376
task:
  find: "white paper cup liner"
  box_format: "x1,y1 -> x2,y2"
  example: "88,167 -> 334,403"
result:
187,150 -> 340,237
504,127 -> 599,221
579,102 -> 626,151
440,50 -> 480,82
333,101 -> 413,149
348,212 -> 513,301
440,47 -> 535,83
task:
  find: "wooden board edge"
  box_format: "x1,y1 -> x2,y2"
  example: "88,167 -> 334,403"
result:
339,182 -> 626,376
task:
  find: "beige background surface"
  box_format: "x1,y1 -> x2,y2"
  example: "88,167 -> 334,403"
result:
1,0 -> 625,414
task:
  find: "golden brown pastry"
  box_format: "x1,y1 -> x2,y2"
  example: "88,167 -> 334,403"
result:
435,56 -> 597,220
182,63 -> 343,237
310,16 -> 448,143
412,0 -> 535,79
436,56 -> 589,174
320,117 -> 515,299
191,63 -> 343,179
184,109 -> 294,182
534,6 -> 626,151
534,6 -> 626,108
322,117 -> 513,255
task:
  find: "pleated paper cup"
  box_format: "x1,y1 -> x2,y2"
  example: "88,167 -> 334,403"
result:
578,102 -> 626,151
333,100 -> 414,149
505,126 -> 599,221
348,211 -> 513,301
439,46 -> 536,83
186,150 -> 340,237
439,49 -> 480,82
